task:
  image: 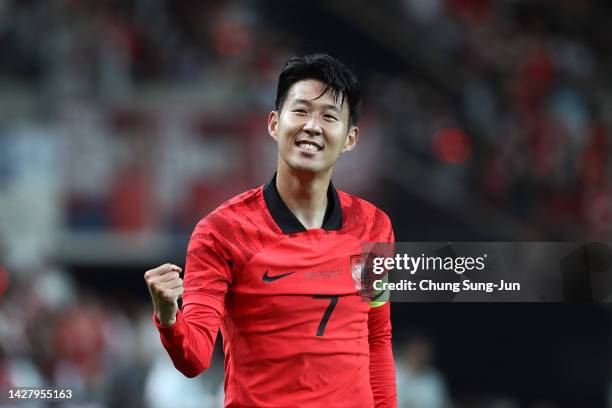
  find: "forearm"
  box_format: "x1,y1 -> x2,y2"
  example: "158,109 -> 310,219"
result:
368,302 -> 397,407
154,298 -> 223,378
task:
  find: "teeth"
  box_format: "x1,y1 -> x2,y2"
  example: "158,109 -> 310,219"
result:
297,142 -> 319,152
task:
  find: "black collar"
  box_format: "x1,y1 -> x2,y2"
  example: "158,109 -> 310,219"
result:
263,173 -> 343,234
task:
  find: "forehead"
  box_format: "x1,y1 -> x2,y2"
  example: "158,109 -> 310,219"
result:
286,79 -> 347,112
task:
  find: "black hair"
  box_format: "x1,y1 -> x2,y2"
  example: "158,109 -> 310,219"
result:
275,53 -> 361,127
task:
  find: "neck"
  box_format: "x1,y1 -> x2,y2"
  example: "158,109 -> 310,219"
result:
276,162 -> 332,230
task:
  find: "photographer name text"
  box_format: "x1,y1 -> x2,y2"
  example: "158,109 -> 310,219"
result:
374,279 -> 520,293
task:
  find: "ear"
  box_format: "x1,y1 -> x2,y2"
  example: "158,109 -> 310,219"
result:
342,126 -> 359,153
268,111 -> 279,142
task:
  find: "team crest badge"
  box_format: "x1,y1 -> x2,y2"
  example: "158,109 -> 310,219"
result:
350,253 -> 369,291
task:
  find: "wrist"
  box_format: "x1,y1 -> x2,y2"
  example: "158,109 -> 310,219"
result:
156,309 -> 178,327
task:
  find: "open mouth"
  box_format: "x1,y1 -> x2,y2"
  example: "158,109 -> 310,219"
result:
295,140 -> 323,153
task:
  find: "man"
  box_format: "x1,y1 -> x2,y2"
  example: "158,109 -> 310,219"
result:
144,54 -> 397,407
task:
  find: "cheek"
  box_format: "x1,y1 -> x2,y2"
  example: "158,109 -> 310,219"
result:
278,121 -> 297,138
330,132 -> 349,149
276,130 -> 294,152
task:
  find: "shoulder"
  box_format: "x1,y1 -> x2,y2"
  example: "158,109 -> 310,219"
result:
337,190 -> 393,234
193,186 -> 264,236
187,185 -> 272,267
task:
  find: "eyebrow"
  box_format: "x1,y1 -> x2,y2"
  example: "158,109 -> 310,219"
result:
291,98 -> 341,113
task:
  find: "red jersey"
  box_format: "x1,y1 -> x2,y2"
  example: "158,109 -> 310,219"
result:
155,175 -> 396,407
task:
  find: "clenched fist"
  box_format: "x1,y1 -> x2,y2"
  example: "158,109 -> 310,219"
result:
144,263 -> 183,327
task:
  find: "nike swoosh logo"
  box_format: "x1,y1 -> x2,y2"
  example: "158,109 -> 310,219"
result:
262,270 -> 295,282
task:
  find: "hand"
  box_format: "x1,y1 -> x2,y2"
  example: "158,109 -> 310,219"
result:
144,263 -> 183,327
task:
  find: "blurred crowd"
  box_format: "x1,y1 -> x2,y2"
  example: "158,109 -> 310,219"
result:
0,265 -> 225,407
0,0 -> 385,267
379,0 -> 612,239
1,0 -> 612,406
2,0 -> 612,246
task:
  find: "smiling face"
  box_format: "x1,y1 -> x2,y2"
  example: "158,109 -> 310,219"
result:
268,79 -> 359,176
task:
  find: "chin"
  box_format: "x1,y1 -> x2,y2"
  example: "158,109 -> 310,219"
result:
289,162 -> 320,173
285,157 -> 324,174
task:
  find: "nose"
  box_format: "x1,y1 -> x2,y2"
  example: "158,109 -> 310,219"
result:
303,114 -> 323,136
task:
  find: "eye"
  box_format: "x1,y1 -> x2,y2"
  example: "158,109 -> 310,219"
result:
324,114 -> 338,121
292,109 -> 307,115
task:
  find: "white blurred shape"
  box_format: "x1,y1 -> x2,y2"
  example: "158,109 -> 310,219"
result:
0,124 -> 62,270
144,354 -> 221,408
33,267 -> 76,310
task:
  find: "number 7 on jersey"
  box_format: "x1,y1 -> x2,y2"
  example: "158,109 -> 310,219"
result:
312,295 -> 339,336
